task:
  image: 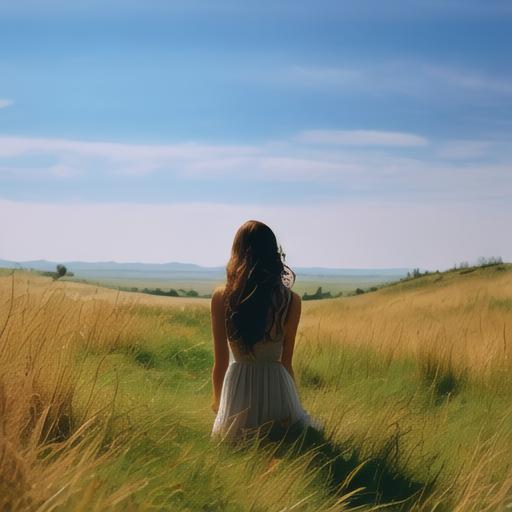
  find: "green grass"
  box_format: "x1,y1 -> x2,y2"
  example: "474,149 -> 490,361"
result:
73,309 -> 341,511
66,302 -> 512,510
489,297 -> 512,311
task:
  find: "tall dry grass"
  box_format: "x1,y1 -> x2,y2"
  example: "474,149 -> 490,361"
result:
0,271 -> 154,510
296,266 -> 512,510
1,271 -> 334,511
300,266 -> 512,380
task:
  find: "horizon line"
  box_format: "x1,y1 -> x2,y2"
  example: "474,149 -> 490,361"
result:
0,256 -> 471,272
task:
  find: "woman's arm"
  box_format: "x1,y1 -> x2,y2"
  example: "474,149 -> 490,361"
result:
281,291 -> 301,383
210,286 -> 229,413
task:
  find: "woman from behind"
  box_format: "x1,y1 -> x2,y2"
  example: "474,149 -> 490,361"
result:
210,219 -> 322,444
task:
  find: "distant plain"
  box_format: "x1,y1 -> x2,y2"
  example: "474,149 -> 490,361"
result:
0,258 -> 409,295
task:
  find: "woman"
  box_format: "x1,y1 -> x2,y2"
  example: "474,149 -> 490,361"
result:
210,220 -> 322,443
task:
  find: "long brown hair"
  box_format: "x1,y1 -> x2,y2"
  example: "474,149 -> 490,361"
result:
224,220 -> 295,353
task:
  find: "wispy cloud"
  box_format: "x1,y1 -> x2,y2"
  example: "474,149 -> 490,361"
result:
0,134 -> 368,181
435,140 -> 495,160
297,130 -> 428,147
0,99 -> 14,109
259,62 -> 512,100
0,136 -> 259,176
424,66 -> 512,95
0,136 -> 257,161
0,133 -> 511,203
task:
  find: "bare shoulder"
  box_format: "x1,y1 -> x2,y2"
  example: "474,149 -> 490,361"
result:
212,284 -> 225,295
286,290 -> 302,319
211,285 -> 226,306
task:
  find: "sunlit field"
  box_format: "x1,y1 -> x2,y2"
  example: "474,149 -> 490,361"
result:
1,265 -> 511,511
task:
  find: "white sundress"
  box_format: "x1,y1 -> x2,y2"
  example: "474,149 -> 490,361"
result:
210,283 -> 323,443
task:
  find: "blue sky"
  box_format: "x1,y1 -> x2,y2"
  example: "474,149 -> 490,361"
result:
1,1 -> 511,268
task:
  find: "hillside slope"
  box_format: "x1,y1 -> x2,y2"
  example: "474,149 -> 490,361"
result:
301,263 -> 512,376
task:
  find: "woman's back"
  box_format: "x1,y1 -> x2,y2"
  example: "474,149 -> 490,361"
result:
226,282 -> 292,364
211,282 -> 321,442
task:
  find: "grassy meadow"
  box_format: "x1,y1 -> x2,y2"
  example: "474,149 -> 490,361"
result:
1,265 -> 511,510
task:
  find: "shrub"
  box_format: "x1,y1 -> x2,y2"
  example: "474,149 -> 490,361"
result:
56,264 -> 67,278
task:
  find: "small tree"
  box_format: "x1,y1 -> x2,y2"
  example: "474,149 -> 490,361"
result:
55,264 -> 67,279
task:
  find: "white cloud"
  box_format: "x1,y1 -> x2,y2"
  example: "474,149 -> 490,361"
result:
1,199 -> 510,269
0,99 -> 14,109
424,66 -> 512,96
297,130 -> 428,147
0,134 -> 378,181
435,140 -> 495,160
0,136 -> 257,162
0,134 -> 511,202
0,135 -> 262,178
259,62 -> 512,99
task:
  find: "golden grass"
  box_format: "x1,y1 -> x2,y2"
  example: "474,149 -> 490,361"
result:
300,266 -> 512,379
0,271 -> 194,510
295,265 -> 512,510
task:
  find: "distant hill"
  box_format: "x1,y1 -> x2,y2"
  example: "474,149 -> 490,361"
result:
0,259 -> 217,273
292,267 -> 411,278
0,258 -> 411,278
